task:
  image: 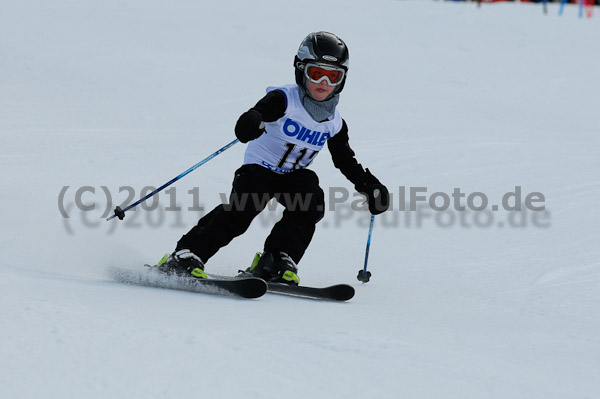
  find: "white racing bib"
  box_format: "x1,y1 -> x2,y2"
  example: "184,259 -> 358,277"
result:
244,84 -> 343,173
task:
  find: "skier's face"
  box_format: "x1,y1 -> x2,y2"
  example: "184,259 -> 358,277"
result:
306,79 -> 335,102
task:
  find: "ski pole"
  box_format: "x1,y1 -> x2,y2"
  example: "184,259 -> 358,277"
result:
357,214 -> 375,283
107,138 -> 239,221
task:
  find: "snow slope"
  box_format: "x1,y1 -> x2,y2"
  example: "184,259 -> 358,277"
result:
1,0 -> 599,398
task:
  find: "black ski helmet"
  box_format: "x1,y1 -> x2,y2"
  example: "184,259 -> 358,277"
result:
294,31 -> 350,98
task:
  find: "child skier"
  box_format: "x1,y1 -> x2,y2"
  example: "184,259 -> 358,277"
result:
158,31 -> 389,285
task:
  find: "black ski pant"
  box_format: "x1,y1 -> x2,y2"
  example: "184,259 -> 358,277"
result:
176,164 -> 325,264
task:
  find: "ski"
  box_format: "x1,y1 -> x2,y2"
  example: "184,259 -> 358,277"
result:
266,281 -> 355,301
110,266 -> 267,299
234,271 -> 354,301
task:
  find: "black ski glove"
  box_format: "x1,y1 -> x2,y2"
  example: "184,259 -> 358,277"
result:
355,169 -> 390,215
235,110 -> 266,143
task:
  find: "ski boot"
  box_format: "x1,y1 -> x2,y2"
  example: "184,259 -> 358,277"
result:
248,251 -> 300,285
156,249 -> 207,279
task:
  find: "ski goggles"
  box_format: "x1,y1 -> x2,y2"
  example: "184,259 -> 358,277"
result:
303,63 -> 345,86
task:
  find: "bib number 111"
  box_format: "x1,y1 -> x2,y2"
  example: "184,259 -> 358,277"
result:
277,143 -> 318,170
